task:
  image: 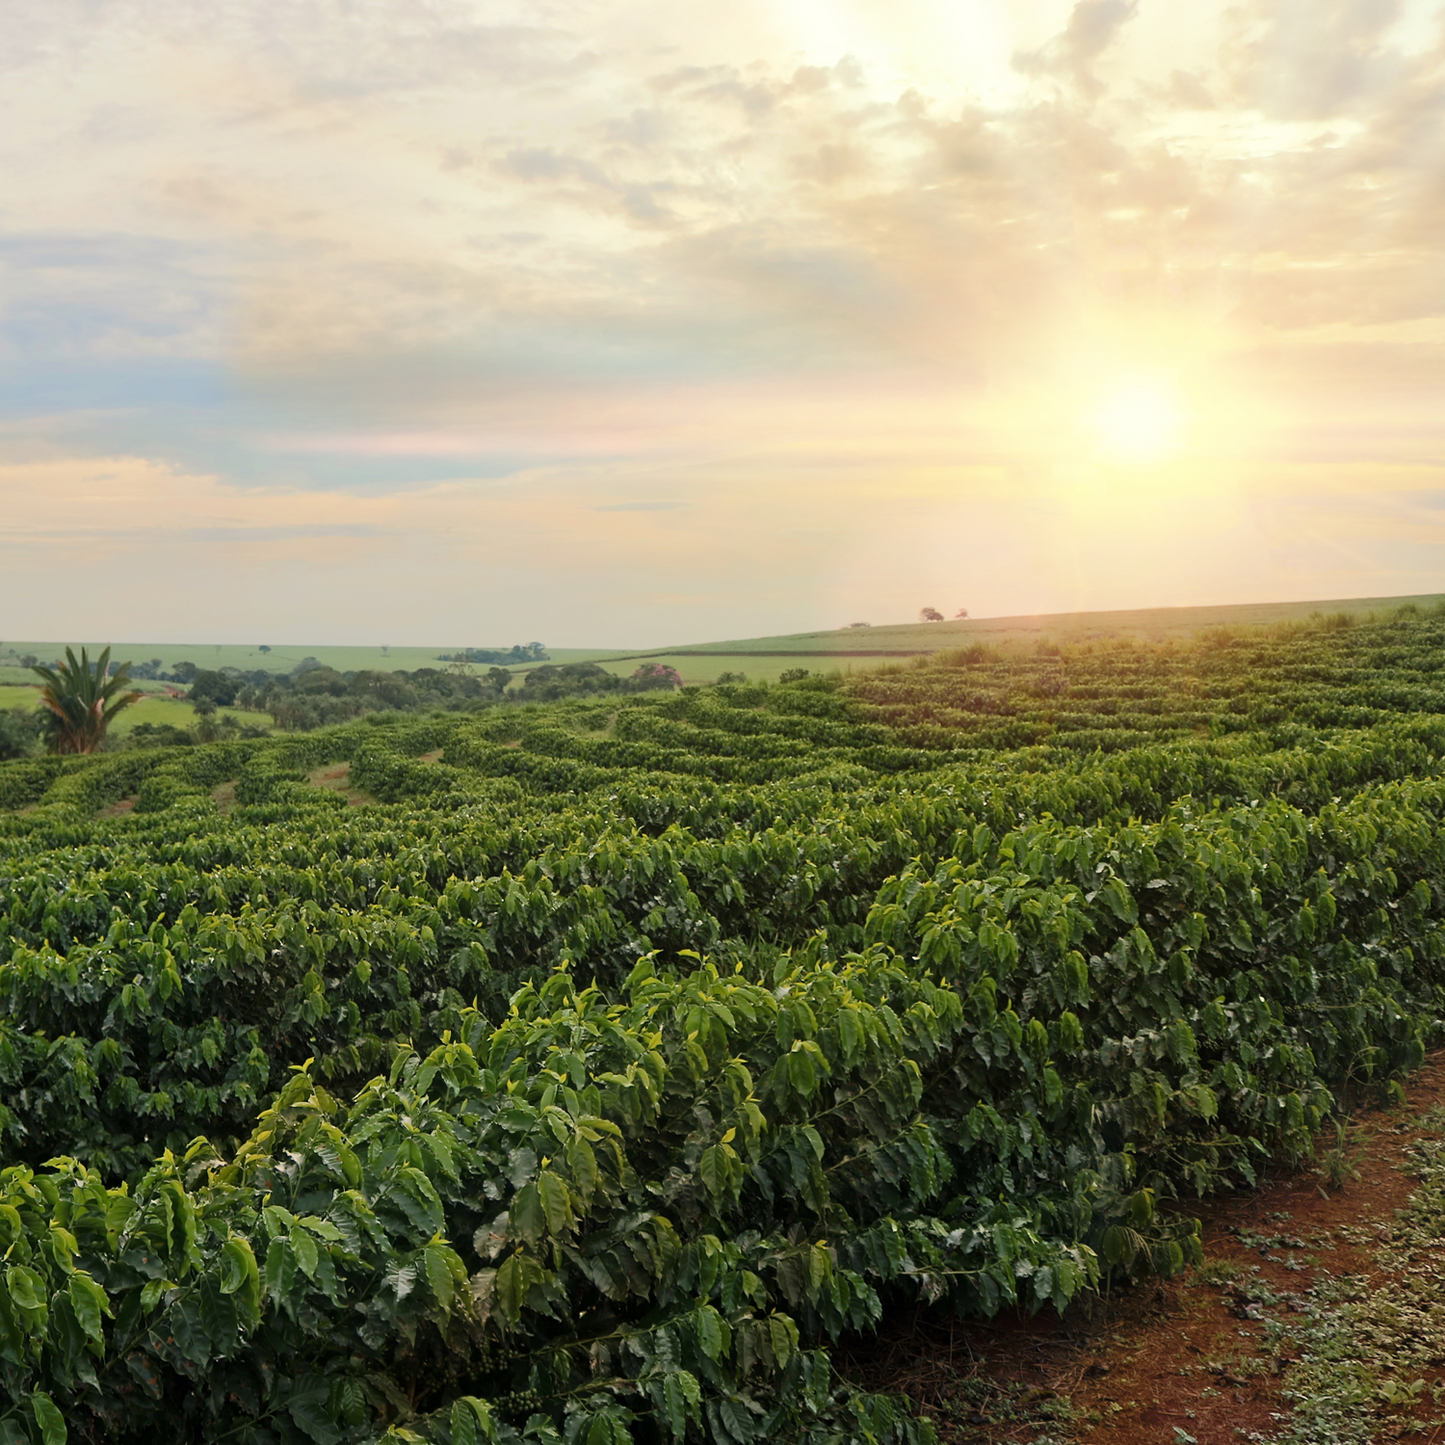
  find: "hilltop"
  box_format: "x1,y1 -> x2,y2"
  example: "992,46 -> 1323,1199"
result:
5,590 -> 1443,695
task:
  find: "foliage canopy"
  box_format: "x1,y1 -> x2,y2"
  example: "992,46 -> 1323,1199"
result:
30,646 -> 139,755
3,604 -> 1445,1443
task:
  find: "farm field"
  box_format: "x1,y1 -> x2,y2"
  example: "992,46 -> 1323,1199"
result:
4,602 -> 1445,1443
584,654 -> 830,686
0,643 -> 619,680
0,682 -> 272,737
9,590 -> 1443,695
601,590 -> 1445,663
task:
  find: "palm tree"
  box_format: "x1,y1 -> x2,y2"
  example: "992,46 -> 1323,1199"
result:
31,646 -> 140,754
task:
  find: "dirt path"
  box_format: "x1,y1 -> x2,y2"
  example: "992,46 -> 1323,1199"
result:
840,1055 -> 1445,1444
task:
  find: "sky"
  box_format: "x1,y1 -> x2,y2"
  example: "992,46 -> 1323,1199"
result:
2,0 -> 1444,648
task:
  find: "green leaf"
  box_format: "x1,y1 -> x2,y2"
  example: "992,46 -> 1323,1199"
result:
200,1280 -> 239,1358
31,1391 -> 67,1445
455,1397 -> 493,1444
537,1170 -> 573,1236
7,1265 -> 46,1319
718,1396 -> 756,1444
219,1237 -> 258,1296
452,1400 -> 479,1445
262,1205 -> 296,1239
290,1223 -> 320,1279
171,1298 -> 211,1365
264,1238 -> 296,1306
289,1387 -> 342,1445
68,1272 -> 110,1348
425,1242 -> 455,1315
495,1253 -> 526,1324
511,1182 -> 545,1245
699,1145 -> 730,1201
696,1305 -> 728,1361
767,1315 -> 796,1368
139,1278 -> 175,1310
47,1224 -> 77,1275
566,1137 -> 598,1205
660,1370 -> 700,1440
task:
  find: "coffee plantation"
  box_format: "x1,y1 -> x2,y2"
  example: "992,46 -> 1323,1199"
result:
3,604 -> 1445,1444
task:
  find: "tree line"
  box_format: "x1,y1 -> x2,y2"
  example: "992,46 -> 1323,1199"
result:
0,650 -> 689,758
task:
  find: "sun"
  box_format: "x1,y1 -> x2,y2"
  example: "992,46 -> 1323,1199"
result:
1092,380 -> 1183,461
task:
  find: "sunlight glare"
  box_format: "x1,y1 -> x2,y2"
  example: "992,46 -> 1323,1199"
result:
1093,380 -> 1183,461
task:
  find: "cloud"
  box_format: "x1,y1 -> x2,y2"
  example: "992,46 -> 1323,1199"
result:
594,501 -> 689,511
1222,0 -> 1421,120
4,0 -> 1445,638
1014,0 -> 1139,97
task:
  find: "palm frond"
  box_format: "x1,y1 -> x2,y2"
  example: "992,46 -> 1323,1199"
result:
31,645 -> 140,754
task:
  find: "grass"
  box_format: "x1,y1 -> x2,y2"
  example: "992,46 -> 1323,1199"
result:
585,654 -> 835,686
0,642 -> 613,677
109,695 -> 273,736
524,594 -> 1445,688
623,592 -> 1445,658
1219,1122 -> 1445,1445
8,593 -> 1445,691
0,683 -> 270,737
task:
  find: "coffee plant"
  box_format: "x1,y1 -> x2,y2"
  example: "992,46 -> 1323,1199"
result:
3,604 -> 1445,1442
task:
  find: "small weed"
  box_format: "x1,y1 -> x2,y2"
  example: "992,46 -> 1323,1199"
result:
1377,1377 -> 1427,1407
1252,1130 -> 1445,1443
1314,1120 -> 1367,1195
1196,1258 -> 1242,1286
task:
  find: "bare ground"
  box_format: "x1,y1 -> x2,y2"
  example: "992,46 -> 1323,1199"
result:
838,1055 -> 1445,1444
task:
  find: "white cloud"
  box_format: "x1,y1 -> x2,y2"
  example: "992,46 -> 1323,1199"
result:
3,0 -> 1445,639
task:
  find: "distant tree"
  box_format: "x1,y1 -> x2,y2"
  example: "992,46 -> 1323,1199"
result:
919,607 -> 944,622
847,622 -> 870,628
519,663 -> 624,701
629,663 -> 683,691
486,667 -> 512,695
0,707 -> 43,760
19,654 -> 36,668
31,646 -> 140,754
451,643 -> 551,666
292,665 -> 347,694
715,671 -> 748,685
778,668 -> 811,684
259,645 -> 271,656
954,608 -> 969,619
171,661 -> 198,684
192,696 -> 220,743
124,721 -> 195,749
190,669 -> 240,706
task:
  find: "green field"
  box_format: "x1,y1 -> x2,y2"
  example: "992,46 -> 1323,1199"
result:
584,653 -> 829,686
532,592 -> 1445,686
0,641 -> 615,679
583,591 -> 1445,668
4,601 -> 1445,1443
0,682 -> 271,736
8,591 -> 1442,693
0,684 -> 41,711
